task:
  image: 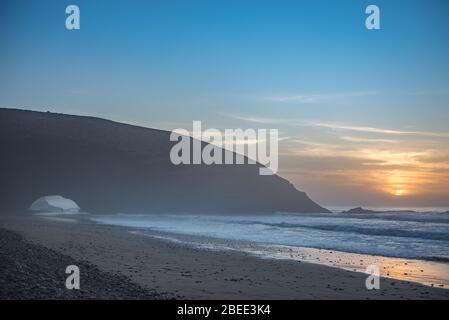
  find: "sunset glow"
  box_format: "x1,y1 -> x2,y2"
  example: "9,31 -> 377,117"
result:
393,189 -> 405,196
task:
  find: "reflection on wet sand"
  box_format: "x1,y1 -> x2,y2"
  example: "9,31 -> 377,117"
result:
245,244 -> 449,288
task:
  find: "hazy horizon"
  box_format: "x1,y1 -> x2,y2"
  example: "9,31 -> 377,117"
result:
1,0 -> 449,207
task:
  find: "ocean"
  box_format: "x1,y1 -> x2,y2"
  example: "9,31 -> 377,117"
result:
91,210 -> 449,288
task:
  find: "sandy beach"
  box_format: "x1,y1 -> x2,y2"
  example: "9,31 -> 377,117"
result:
1,213 -> 449,300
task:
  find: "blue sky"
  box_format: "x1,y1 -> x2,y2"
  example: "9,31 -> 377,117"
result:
1,0 -> 449,206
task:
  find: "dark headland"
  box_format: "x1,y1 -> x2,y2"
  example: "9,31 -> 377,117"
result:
0,108 -> 329,214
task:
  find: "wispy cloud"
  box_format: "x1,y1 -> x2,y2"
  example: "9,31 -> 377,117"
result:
222,113 -> 295,125
339,136 -> 399,144
266,91 -> 379,103
306,121 -> 449,138
181,128 -> 290,145
289,142 -> 449,171
224,113 -> 449,138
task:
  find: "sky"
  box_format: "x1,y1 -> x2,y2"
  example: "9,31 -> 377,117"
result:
1,0 -> 449,207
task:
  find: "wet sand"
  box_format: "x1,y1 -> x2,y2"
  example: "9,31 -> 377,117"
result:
131,230 -> 449,288
1,213 -> 449,300
242,245 -> 449,289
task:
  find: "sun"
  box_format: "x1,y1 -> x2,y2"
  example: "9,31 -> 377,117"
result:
382,170 -> 415,197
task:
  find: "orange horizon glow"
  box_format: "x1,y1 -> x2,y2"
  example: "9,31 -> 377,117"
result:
282,130 -> 449,205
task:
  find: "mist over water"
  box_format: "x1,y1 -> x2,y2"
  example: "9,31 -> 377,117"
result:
92,211 -> 449,262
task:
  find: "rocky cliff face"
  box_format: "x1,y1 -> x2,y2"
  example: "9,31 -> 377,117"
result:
0,108 -> 329,214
